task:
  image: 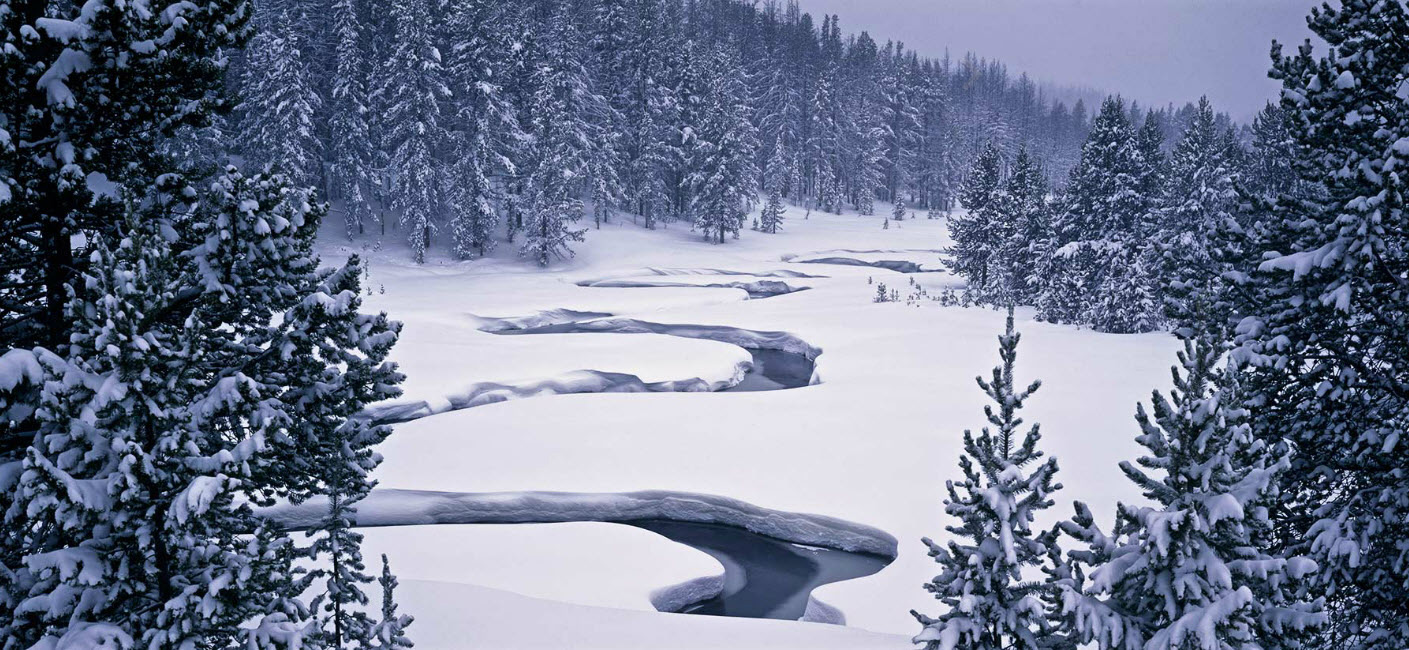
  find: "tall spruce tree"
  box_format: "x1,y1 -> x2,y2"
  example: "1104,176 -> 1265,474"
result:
1228,1 -> 1409,645
328,0 -> 376,238
519,1 -> 596,265
948,142 -> 1006,298
913,310 -> 1062,650
242,6 -> 323,187
688,44 -> 760,244
0,164 -> 403,648
379,0 -> 450,263
1056,339 -> 1325,650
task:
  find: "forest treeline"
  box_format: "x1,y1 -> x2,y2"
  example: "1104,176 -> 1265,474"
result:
227,0 -> 1230,263
946,95 -> 1293,333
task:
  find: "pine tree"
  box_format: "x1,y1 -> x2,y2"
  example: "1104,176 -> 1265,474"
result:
1056,339 -> 1325,650
759,143 -> 790,234
328,0 -> 377,238
913,309 -> 1062,650
443,0 -> 516,259
520,2 -> 597,264
1228,1 -> 1409,644
1038,96 -> 1160,331
1,166 -> 402,648
999,147 -> 1051,306
1155,97 -> 1240,335
948,142 -> 1007,300
371,554 -> 415,649
960,141 -> 1003,214
0,0 -> 250,357
379,0 -> 451,263
242,7 -> 323,186
687,44 -> 760,244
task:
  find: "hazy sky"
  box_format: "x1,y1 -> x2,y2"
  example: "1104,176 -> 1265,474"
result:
795,0 -> 1315,121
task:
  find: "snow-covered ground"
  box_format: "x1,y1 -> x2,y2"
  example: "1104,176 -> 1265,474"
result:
319,204 -> 1179,648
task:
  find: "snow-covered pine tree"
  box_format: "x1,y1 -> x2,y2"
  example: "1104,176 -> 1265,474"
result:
1,2 -> 254,639
0,0 -> 250,359
999,146 -> 1051,305
1228,1 -> 1409,643
1,164 -> 403,648
880,45 -> 922,207
893,195 -> 907,222
1246,102 -> 1301,200
948,142 -> 1006,299
1038,97 -> 1158,331
371,554 -> 414,649
242,5 -> 323,187
442,0 -> 517,259
960,140 -> 1003,215
328,0 -> 376,238
1154,97 -> 1240,335
1133,110 -> 1167,221
379,0 -> 451,263
519,1 -> 596,264
688,44 -> 760,244
760,143 -> 789,234
913,309 -> 1062,650
1055,338 -> 1326,650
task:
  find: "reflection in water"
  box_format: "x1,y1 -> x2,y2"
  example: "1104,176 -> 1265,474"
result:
629,520 -> 890,621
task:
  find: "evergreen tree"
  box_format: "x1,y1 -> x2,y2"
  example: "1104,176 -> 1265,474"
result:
960,141 -> 1003,214
328,0 -> 377,238
687,44 -> 760,244
0,0 -> 250,357
1038,96 -> 1160,331
1056,339 -> 1325,650
371,555 -> 415,649
913,309 -> 1062,650
1,166 -> 402,648
1229,1 -> 1409,644
1246,102 -> 1300,199
1156,97 -> 1240,334
443,0 -> 516,258
948,142 -> 1006,299
999,147 -> 1051,305
242,7 -> 323,187
380,0 -> 451,263
520,2 -> 596,264
759,145 -> 789,234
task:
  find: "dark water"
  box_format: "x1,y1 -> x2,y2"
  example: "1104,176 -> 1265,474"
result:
629,520 -> 891,620
494,323 -> 816,392
797,257 -> 939,273
725,348 -> 814,391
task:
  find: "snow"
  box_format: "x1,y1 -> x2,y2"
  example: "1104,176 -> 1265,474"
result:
373,579 -> 905,649
315,201 -> 1179,645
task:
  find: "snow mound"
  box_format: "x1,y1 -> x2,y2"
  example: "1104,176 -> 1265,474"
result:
637,267 -> 826,279
494,317 -> 823,360
577,278 -> 810,299
472,308 -> 615,333
261,488 -> 898,557
359,364 -> 750,425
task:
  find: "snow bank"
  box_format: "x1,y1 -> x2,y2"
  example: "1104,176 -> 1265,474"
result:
498,317 -> 823,360
471,308 -> 614,333
359,364 -> 749,425
380,579 -> 907,649
577,278 -> 810,299
261,488 -> 898,557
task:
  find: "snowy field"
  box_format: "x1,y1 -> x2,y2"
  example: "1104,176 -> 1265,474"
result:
319,203 -> 1179,648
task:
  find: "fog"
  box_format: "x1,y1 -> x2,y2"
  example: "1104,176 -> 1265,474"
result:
795,0 -> 1315,121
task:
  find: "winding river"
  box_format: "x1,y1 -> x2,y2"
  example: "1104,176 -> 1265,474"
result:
312,296 -> 897,624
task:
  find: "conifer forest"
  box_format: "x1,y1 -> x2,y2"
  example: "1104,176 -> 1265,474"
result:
0,0 -> 1405,649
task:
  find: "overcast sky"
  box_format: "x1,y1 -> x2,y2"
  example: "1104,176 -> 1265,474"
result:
794,0 -> 1315,121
